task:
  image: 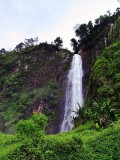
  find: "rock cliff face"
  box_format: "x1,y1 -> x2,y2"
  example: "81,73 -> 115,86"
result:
0,43 -> 72,134
78,50 -> 91,100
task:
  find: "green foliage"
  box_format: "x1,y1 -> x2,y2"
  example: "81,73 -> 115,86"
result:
0,42 -> 72,133
98,85 -> 114,95
43,135 -> 83,160
86,126 -> 120,160
70,38 -> 78,52
16,113 -> 47,139
16,119 -> 36,137
31,113 -> 47,131
1,120 -> 120,160
7,114 -> 47,160
114,73 -> 120,82
75,23 -> 88,39
7,114 -> 83,160
0,132 -> 18,160
84,39 -> 120,127
16,113 -> 47,137
54,37 -> 63,48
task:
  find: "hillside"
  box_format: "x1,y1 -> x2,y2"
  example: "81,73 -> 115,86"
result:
0,43 -> 72,134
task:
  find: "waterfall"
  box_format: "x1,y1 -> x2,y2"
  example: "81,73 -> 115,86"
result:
60,54 -> 84,132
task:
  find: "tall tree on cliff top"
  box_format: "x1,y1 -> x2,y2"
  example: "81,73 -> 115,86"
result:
70,38 -> 78,52
54,37 -> 63,48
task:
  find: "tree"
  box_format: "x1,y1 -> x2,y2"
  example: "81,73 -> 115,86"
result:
107,10 -> 111,17
24,37 -> 39,47
24,38 -> 34,47
14,42 -> 25,52
15,113 -> 47,159
75,24 -> 88,40
116,7 -> 120,13
16,113 -> 47,138
87,21 -> 93,33
0,48 -> 6,54
54,37 -> 63,48
70,38 -> 78,52
95,18 -> 100,25
34,36 -> 39,45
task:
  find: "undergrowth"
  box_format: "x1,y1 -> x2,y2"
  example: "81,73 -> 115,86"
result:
0,114 -> 120,160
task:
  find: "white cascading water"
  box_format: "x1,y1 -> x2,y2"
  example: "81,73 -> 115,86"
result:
60,54 -> 84,132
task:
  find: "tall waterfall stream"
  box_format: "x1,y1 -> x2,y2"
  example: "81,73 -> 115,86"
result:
60,54 -> 84,132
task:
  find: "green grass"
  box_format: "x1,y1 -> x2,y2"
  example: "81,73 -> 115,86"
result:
0,133 -> 19,160
1,120 -> 120,160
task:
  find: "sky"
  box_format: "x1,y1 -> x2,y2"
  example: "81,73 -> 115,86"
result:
0,0 -> 119,51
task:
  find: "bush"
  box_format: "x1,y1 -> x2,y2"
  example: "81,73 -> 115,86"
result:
16,113 -> 47,138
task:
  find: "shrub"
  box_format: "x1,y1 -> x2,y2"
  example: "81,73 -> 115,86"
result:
16,113 -> 47,138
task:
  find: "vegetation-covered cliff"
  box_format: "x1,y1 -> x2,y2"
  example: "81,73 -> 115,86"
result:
72,9 -> 120,128
0,42 -> 72,134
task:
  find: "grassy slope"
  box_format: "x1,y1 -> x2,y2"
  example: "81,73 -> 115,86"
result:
0,120 -> 120,160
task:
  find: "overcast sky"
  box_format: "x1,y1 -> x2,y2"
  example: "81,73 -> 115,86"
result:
0,0 -> 119,51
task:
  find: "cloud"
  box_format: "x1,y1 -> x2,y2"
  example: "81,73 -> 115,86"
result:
0,28 -> 25,50
37,0 -> 119,50
0,0 -> 119,50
